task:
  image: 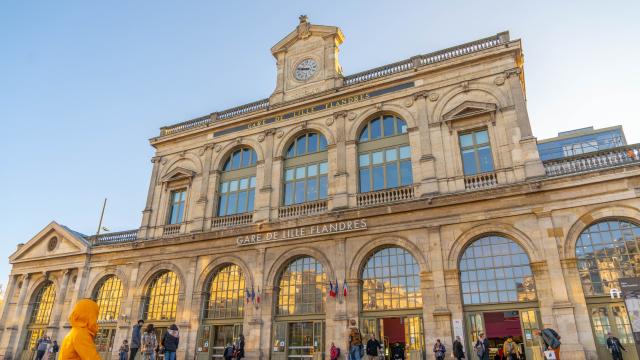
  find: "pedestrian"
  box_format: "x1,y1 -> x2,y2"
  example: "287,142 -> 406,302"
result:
52,340 -> 60,360
119,340 -> 130,360
223,343 -> 234,360
141,324 -> 157,360
391,342 -> 405,360
453,336 -> 465,360
330,342 -> 340,360
433,339 -> 446,360
348,319 -> 364,360
36,335 -> 50,360
161,324 -> 179,360
57,298 -> 101,360
365,334 -> 382,360
502,336 -> 521,360
234,334 -> 245,359
534,328 -> 561,360
606,332 -> 627,360
43,337 -> 53,360
130,320 -> 144,360
474,333 -> 490,360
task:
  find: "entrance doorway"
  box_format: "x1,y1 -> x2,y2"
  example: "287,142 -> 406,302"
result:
195,323 -> 243,360
95,327 -> 117,360
587,302 -> 639,360
362,316 -> 425,360
271,320 -> 324,360
465,309 -> 542,360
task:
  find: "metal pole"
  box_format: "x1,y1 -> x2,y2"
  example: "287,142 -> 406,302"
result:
96,198 -> 107,235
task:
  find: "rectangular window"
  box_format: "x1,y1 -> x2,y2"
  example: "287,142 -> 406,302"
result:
459,129 -> 494,176
168,189 -> 186,224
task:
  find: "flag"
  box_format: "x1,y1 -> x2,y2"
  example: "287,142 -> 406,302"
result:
343,279 -> 348,297
246,288 -> 251,303
251,286 -> 256,303
256,287 -> 261,304
329,281 -> 336,298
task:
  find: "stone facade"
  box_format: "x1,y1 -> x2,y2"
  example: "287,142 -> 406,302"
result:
1,18 -> 640,360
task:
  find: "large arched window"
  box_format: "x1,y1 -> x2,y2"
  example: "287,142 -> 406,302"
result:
459,235 -> 537,305
357,114 -> 412,192
93,275 -> 124,322
361,247 -> 422,311
23,281 -> 56,353
283,133 -> 328,205
576,219 -> 640,296
143,271 -> 180,321
204,264 -> 246,319
276,256 -> 327,315
218,148 -> 258,217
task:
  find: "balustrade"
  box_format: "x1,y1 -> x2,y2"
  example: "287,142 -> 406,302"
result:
278,200 -> 327,219
162,223 -> 182,236
357,185 -> 415,207
543,144 -> 640,176
211,213 -> 254,229
464,172 -> 498,190
89,229 -> 138,246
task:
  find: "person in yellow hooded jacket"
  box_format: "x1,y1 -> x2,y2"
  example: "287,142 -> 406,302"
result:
58,299 -> 101,360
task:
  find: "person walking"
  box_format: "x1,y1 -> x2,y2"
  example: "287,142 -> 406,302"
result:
58,299 -> 101,360
502,336 -> 521,360
130,320 -> 144,360
161,324 -> 179,360
51,341 -> 60,360
36,336 -> 50,360
606,332 -> 627,360
330,342 -> 340,360
433,339 -> 446,360
43,337 -> 53,360
223,343 -> 234,360
474,333 -> 489,360
534,328 -> 561,360
141,324 -> 157,360
119,340 -> 130,360
365,334 -> 382,360
453,336 -> 465,360
234,334 -> 245,360
348,320 -> 364,360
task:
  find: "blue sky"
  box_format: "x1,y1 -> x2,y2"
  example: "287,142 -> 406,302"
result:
1,0 -> 639,288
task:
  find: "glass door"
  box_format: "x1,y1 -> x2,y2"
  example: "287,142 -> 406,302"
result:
95,327 -> 117,360
212,325 -> 236,359
520,309 -> 543,360
287,321 -> 323,359
588,302 -> 639,360
361,316 -> 424,360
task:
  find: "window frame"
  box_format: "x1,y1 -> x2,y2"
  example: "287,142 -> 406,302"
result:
282,133 -> 329,206
458,128 -> 495,176
204,264 -> 246,320
218,148 -> 258,217
93,275 -> 124,323
166,188 -> 188,225
143,271 -> 180,322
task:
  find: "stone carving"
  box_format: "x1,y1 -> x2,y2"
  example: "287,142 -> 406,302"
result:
494,76 -> 506,86
325,117 -> 334,126
214,145 -> 222,153
276,130 -> 284,139
404,97 -> 414,107
297,15 -> 311,40
429,92 -> 439,102
257,134 -> 266,142
47,237 -> 58,251
461,81 -> 469,92
347,112 -> 357,121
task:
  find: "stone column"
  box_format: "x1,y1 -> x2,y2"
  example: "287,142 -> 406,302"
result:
48,269 -> 72,339
4,274 -> 31,358
191,145 -> 213,232
426,227 -> 453,350
178,258 -> 197,360
246,248 -> 266,359
269,157 -> 284,219
330,112 -> 349,210
140,157 -> 162,238
255,130 -> 275,222
560,258 -> 597,358
0,274 -> 18,354
413,91 -> 438,195
345,141 -> 358,207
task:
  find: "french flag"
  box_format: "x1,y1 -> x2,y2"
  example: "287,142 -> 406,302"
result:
246,288 -> 251,303
343,280 -> 348,297
251,286 -> 256,303
329,281 -> 336,298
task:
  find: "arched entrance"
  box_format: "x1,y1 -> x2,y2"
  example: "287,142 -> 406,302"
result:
92,275 -> 124,359
576,219 -> 640,360
142,271 -> 181,344
271,256 -> 327,360
359,246 -> 424,360
196,264 -> 245,360
459,234 -> 543,360
20,281 -> 56,360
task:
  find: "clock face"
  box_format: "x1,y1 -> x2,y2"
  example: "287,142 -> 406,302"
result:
294,58 -> 318,81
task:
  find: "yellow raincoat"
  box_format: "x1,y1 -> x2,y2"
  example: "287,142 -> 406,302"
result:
58,299 -> 101,360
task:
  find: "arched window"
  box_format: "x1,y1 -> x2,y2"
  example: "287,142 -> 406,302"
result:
93,275 -> 123,322
576,219 -> 640,296
358,114 -> 412,192
276,256 -> 327,315
459,235 -> 536,305
283,133 -> 328,205
204,264 -> 246,319
143,271 -> 180,321
361,247 -> 422,311
218,148 -> 258,217
23,281 -> 56,353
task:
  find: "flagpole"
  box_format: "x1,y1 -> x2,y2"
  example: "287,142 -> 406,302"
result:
96,198 -> 107,235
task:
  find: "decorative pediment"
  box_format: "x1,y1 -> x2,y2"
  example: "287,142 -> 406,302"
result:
10,221 -> 89,263
270,16 -> 344,56
441,101 -> 498,132
161,167 -> 196,183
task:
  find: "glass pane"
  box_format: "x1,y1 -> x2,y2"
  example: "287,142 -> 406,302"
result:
307,164 -> 318,177
239,178 -> 249,190
319,162 -> 328,175
359,125 -> 369,142
386,163 -> 398,189
250,176 -> 256,188
475,130 -> 489,145
478,146 -> 494,173
385,148 -> 397,161
400,160 -> 412,186
205,265 -> 245,319
287,143 -> 295,158
307,133 -> 318,153
360,169 -> 370,192
221,182 -> 229,193
460,133 -> 474,147
247,190 -> 255,212
232,151 -> 241,169
237,192 -> 247,213
218,195 -> 227,216
307,179 -> 318,201
230,180 -> 238,192
296,135 -> 307,156
372,166 -> 384,191
319,134 -> 328,150
285,169 -> 294,181
372,151 -> 384,164
319,176 -> 328,199
370,118 -> 381,140
227,193 -> 237,214
399,146 -> 411,159
462,149 -> 477,175
359,154 -> 370,166
295,181 -> 305,203
296,166 -> 306,179
277,257 -> 326,315
383,116 -> 395,137
397,119 -> 407,133
241,148 -> 251,168
284,183 -> 294,205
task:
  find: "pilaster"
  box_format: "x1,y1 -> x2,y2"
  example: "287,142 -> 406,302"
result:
191,145 -> 213,232
329,112 -> 349,210
48,269 -> 72,339
255,130 -> 275,222
413,91 -> 438,195
140,157 -> 161,239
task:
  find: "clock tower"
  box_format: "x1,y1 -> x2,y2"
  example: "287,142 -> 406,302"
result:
270,15 -> 345,104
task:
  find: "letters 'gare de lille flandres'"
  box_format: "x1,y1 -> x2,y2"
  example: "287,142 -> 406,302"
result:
3,16 -> 640,360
